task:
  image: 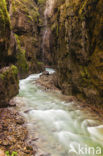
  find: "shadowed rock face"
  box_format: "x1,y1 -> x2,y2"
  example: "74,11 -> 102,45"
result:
0,66 -> 19,107
8,0 -> 44,77
1,0 -> 44,77
46,0 -> 103,106
0,0 -> 44,107
0,0 -> 19,107
0,0 -> 103,106
0,0 -> 11,68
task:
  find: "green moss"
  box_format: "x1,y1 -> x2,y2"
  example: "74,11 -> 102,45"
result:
15,34 -> 29,73
33,11 -> 40,22
0,73 -> 5,80
27,15 -> 33,21
38,0 -> 46,5
0,0 -> 11,37
37,61 -> 44,65
11,0 -> 40,23
80,67 -> 89,78
11,0 -> 16,13
79,0 -> 88,15
0,65 -> 18,81
11,65 -> 18,75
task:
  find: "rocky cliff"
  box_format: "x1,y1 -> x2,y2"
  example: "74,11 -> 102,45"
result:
0,0 -> 19,107
1,0 -> 103,107
8,0 -> 44,77
45,0 -> 103,106
0,0 -> 44,107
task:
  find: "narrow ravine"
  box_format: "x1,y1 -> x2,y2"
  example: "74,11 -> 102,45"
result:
15,68 -> 103,156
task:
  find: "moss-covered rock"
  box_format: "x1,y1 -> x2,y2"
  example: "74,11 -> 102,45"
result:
0,65 -> 19,107
8,0 -> 44,77
0,0 -> 11,67
49,0 -> 103,106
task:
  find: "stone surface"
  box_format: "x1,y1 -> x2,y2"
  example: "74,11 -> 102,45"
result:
0,0 -> 44,78
45,0 -> 103,106
0,65 -> 19,107
36,73 -> 59,91
8,0 -> 44,77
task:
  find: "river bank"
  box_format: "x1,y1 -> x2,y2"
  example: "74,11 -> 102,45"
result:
9,68 -> 103,156
1,69 -> 103,156
36,71 -> 103,120
0,107 -> 35,156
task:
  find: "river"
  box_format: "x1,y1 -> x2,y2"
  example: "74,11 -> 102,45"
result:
15,68 -> 103,156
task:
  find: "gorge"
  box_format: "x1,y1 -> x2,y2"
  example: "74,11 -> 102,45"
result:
0,0 -> 103,155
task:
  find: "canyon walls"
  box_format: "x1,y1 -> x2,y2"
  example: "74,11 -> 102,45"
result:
46,0 -> 103,106
0,0 -> 103,107
8,0 -> 44,77
0,0 -> 19,107
0,0 -> 44,107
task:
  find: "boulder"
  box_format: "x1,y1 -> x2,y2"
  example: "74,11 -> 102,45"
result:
0,65 -> 19,107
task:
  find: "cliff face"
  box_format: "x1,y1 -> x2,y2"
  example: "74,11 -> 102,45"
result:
8,0 -> 44,77
0,0 -> 44,107
0,0 -> 11,68
0,65 -> 19,107
48,0 -> 103,106
0,0 -> 19,107
1,0 -> 103,106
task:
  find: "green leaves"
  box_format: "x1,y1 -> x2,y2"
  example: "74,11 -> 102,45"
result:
5,151 -> 18,156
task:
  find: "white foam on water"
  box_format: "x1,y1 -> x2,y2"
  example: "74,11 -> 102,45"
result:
88,125 -> 103,141
16,69 -> 103,156
29,109 -> 69,124
55,131 -> 81,147
46,67 -> 55,74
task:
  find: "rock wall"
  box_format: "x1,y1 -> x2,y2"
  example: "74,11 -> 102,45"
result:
0,0 -> 19,107
48,0 -> 103,106
0,0 -> 44,107
1,0 -> 44,77
1,0 -> 103,106
8,0 -> 44,77
0,0 -> 11,68
0,65 -> 19,107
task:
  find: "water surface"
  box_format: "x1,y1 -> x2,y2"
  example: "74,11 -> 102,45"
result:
16,68 -> 103,156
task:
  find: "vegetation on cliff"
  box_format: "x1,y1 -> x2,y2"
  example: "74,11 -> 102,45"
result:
0,65 -> 19,107
0,0 -> 10,67
0,0 -> 103,106
0,0 -> 44,106
45,0 -> 103,107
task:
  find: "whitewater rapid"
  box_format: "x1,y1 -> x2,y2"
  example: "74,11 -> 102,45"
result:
15,68 -> 103,156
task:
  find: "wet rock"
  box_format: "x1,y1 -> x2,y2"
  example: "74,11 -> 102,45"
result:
41,71 -> 49,76
9,99 -> 16,107
24,109 -> 33,114
36,73 -> 60,91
